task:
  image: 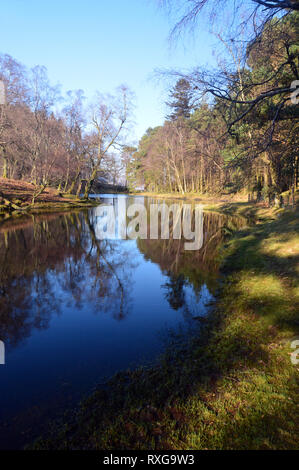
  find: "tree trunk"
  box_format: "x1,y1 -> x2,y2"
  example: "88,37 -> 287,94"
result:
68,169 -> 81,194
76,179 -> 83,197
2,157 -> 7,178
2,148 -> 8,178
84,169 -> 97,199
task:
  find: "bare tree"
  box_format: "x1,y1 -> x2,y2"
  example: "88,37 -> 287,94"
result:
61,89 -> 86,193
158,0 -> 299,169
83,86 -> 131,199
0,54 -> 28,178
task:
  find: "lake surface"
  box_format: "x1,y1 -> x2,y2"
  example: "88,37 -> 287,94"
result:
0,195 -> 245,448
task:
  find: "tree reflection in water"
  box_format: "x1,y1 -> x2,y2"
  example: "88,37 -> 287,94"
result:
137,208 -> 246,322
0,210 -> 135,349
0,203 -> 247,350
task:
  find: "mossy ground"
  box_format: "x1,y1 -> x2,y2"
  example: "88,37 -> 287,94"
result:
33,202 -> 299,450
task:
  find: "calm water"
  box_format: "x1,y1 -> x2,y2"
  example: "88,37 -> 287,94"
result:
0,195 -> 245,448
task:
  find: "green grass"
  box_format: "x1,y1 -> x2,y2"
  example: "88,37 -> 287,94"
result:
32,204 -> 299,450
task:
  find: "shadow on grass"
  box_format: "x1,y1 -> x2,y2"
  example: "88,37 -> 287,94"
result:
221,206 -> 299,330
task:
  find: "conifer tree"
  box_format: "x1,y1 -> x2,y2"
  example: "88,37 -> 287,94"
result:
166,79 -> 192,120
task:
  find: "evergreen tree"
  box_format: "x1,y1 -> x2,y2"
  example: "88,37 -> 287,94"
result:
166,79 -> 192,120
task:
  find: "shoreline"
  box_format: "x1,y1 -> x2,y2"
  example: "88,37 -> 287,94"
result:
130,191 -> 248,204
0,199 -> 100,224
0,178 -> 100,224
32,200 -> 299,450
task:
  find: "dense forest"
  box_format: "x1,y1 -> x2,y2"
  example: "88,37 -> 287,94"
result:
128,1 -> 298,203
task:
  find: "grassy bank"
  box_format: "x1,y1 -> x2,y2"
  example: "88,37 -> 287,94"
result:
33,202 -> 298,450
130,191 -> 249,205
0,178 -> 99,223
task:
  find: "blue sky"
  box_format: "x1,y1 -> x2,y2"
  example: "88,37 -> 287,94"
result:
0,0 -> 217,143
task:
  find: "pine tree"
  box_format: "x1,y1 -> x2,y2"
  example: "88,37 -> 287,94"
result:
166,79 -> 192,121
